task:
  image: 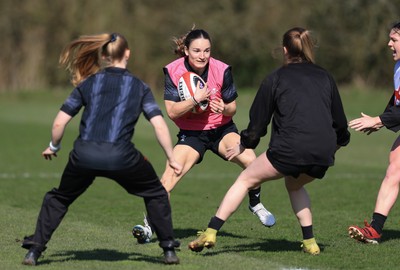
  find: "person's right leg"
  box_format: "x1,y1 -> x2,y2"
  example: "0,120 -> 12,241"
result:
160,144 -> 200,194
218,132 -> 276,227
285,175 -> 315,228
285,174 -> 319,255
375,136 -> 400,216
349,136 -> 400,244
22,160 -> 95,265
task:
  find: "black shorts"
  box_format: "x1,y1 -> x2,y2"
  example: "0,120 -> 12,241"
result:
266,150 -> 328,179
176,121 -> 238,163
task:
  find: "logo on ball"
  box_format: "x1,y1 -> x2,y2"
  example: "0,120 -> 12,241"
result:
178,72 -> 208,113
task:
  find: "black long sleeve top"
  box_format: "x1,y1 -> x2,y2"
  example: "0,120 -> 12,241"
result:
241,62 -> 350,167
380,94 -> 400,132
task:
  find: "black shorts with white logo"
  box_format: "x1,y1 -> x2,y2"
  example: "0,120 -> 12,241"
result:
176,121 -> 238,163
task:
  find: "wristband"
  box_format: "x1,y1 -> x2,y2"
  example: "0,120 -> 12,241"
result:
191,96 -> 199,106
49,141 -> 61,153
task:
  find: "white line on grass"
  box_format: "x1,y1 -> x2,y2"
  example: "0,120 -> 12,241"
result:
0,172 -> 61,179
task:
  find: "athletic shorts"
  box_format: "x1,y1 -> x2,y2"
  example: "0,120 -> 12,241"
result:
266,150 -> 328,179
176,120 -> 238,163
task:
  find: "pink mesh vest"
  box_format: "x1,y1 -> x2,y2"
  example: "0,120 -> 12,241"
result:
165,57 -> 233,130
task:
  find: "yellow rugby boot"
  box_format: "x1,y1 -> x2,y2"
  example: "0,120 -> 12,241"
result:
301,237 -> 320,255
188,228 -> 217,252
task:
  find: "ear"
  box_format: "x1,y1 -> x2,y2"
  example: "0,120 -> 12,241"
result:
125,49 -> 131,60
283,46 -> 288,55
184,46 -> 189,56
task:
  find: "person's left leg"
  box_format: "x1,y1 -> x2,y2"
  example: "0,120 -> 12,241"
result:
189,152 -> 282,252
113,155 -> 179,264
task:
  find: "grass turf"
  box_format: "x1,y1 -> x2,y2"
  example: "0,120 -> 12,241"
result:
0,88 -> 399,270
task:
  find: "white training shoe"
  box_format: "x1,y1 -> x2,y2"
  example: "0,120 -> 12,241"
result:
249,203 -> 276,227
132,215 -> 153,244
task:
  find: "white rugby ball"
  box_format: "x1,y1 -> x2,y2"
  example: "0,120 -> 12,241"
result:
178,72 -> 208,113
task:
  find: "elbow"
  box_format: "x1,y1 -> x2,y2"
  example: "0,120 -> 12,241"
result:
52,122 -> 64,130
167,112 -> 179,121
228,110 -> 236,117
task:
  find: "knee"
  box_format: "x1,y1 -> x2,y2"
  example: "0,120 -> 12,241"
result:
160,178 -> 174,193
236,152 -> 256,168
384,163 -> 400,184
43,188 -> 59,203
236,175 -> 258,191
285,181 -> 302,192
43,188 -> 75,207
161,171 -> 184,193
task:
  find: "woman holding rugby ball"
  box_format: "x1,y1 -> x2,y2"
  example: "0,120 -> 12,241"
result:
188,27 -> 350,255
133,28 -> 275,244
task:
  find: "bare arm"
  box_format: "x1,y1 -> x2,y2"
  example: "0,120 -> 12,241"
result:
42,111 -> 73,160
165,82 -> 210,120
149,115 -> 182,175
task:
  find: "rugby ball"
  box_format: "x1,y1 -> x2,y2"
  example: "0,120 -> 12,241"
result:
178,72 -> 208,113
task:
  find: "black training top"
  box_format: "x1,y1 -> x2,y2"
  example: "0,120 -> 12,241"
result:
60,67 -> 163,170
241,62 -> 350,167
380,94 -> 400,132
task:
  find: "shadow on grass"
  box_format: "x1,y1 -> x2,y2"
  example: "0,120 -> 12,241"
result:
174,227 -> 326,255
192,238 -> 327,256
174,228 -> 248,240
36,248 -> 166,266
382,229 -> 400,242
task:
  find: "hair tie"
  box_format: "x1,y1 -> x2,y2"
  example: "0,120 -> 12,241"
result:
110,33 -> 117,43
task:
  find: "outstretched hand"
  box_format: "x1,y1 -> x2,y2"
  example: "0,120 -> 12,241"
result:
348,112 -> 382,135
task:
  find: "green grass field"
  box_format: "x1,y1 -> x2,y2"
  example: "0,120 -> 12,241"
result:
1,88 -> 399,270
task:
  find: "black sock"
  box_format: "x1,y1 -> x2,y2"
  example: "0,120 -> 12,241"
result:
370,212 -> 387,235
207,216 -> 225,231
301,225 -> 314,240
248,187 -> 261,207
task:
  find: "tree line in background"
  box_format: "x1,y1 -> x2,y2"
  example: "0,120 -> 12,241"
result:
1,0 -> 399,93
